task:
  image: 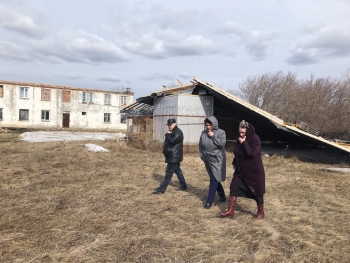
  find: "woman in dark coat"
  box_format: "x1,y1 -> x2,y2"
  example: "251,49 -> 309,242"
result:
219,120 -> 266,219
199,116 -> 227,209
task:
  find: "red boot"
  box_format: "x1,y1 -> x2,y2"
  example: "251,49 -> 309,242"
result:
219,196 -> 237,218
252,203 -> 264,219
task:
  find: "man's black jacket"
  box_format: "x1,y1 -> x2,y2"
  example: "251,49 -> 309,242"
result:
162,125 -> 184,163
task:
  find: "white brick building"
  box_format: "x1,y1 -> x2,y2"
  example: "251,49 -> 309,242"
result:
0,80 -> 133,130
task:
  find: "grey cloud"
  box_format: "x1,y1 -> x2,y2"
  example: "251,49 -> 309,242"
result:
287,25 -> 350,65
124,33 -> 220,59
219,22 -> 279,60
112,5 -> 223,59
0,29 -> 130,65
0,41 -> 33,61
0,4 -> 46,38
139,73 -> 175,81
98,76 -> 122,83
36,30 -> 129,64
165,35 -> 219,57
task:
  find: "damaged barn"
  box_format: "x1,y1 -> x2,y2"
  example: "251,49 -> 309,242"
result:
122,78 -> 350,155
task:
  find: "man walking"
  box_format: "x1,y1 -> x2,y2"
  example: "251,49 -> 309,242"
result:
154,118 -> 187,194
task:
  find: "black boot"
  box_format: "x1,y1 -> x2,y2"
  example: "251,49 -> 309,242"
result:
203,202 -> 212,209
217,184 -> 226,203
219,196 -> 226,203
177,183 -> 187,191
153,186 -> 165,194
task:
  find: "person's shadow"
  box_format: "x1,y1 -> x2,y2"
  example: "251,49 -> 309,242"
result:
152,173 -> 255,216
152,173 -> 207,202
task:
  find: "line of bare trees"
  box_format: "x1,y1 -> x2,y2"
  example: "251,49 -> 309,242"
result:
234,70 -> 350,140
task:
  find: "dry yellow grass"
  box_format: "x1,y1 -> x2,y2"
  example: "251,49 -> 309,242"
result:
0,132 -> 350,262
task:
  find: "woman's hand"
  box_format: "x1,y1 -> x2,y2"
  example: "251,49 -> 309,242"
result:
238,135 -> 246,144
208,131 -> 214,137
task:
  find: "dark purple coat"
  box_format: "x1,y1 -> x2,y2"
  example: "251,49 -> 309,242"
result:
230,124 -> 266,195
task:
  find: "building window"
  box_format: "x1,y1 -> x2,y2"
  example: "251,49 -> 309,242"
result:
89,92 -> 93,103
121,96 -> 127,106
20,87 -> 29,99
41,88 -> 51,101
0,85 -> 3,97
41,110 -> 50,121
0,108 -> 3,120
82,112 -> 86,115
62,90 -> 70,102
82,92 -> 87,103
104,94 -> 111,105
104,113 -> 111,123
19,109 -> 29,120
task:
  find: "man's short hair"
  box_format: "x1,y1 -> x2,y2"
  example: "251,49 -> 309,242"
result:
166,118 -> 176,126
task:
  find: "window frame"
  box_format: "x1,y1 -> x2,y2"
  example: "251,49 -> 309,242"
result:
104,113 -> 111,123
41,110 -> 50,121
20,87 -> 29,99
104,94 -> 111,105
89,92 -> 94,103
0,108 -> 3,120
82,92 -> 87,103
19,109 -> 29,121
0,85 -> 3,98
121,95 -> 127,106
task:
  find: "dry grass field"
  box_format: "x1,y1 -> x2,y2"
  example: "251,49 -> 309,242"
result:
1,132 -> 350,263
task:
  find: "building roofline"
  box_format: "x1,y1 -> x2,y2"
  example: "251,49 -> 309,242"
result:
0,80 -> 134,95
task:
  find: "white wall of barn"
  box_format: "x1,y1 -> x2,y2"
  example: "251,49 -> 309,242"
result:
153,94 -> 214,144
0,84 -> 133,130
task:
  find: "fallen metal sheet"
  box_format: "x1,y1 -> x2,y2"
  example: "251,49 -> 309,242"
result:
323,168 -> 350,173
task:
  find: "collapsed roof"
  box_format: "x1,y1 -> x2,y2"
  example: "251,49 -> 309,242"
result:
122,78 -> 350,155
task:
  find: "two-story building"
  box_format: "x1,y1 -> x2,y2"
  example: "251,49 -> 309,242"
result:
0,80 -> 134,130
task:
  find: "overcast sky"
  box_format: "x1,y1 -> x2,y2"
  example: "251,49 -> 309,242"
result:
1,0 -> 350,99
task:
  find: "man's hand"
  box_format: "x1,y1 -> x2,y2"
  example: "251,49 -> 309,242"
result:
208,131 -> 214,137
232,164 -> 236,169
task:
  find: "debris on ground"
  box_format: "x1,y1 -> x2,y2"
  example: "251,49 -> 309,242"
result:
84,143 -> 110,153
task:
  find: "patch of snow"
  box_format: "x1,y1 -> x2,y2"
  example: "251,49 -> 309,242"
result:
20,131 -> 126,143
85,143 -> 109,153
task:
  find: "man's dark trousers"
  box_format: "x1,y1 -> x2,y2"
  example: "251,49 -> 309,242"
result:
160,163 -> 187,190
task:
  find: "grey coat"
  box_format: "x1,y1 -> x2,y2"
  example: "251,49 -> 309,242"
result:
198,116 -> 227,182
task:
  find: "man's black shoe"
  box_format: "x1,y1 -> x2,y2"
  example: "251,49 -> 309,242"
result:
203,202 -> 212,209
176,186 -> 187,191
153,187 -> 165,194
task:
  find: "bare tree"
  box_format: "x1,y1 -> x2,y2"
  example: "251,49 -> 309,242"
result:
237,71 -> 350,140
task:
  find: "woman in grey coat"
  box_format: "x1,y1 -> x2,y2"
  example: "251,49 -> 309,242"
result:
199,116 -> 227,209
